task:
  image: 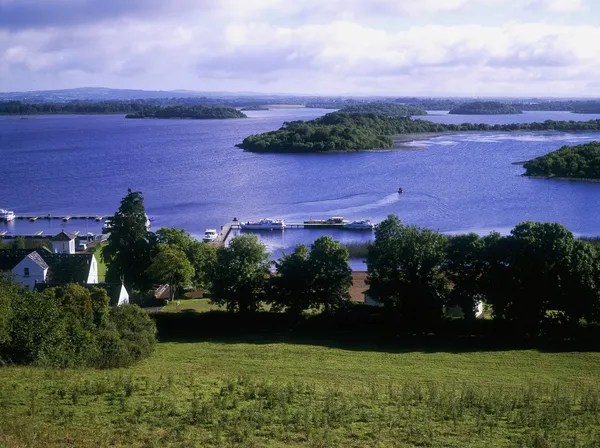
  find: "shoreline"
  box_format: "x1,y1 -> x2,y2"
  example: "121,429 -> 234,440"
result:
392,132 -> 455,149
525,175 -> 600,183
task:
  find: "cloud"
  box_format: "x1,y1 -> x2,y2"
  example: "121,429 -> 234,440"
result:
527,0 -> 587,12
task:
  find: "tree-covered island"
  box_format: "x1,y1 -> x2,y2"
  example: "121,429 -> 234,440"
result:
523,141 -> 600,180
237,105 -> 600,152
449,101 -> 522,115
125,105 -> 246,119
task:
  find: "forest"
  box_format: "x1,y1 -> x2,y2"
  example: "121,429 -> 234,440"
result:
449,101 -> 522,114
523,141 -> 600,179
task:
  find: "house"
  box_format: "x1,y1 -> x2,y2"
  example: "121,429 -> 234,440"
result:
51,230 -> 76,254
0,234 -> 98,289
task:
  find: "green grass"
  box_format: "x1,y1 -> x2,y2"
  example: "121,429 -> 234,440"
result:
1,339 -> 600,447
162,298 -> 224,313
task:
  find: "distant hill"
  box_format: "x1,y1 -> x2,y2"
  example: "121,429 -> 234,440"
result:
449,101 -> 522,115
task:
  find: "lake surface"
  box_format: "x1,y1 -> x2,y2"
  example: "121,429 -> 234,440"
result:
2,109 -> 600,263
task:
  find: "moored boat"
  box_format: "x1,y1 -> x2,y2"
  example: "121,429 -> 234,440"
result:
303,216 -> 350,227
202,229 -> 218,242
344,219 -> 374,230
240,218 -> 285,230
0,209 -> 15,221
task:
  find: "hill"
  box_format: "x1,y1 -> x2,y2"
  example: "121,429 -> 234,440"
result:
449,101 -> 522,115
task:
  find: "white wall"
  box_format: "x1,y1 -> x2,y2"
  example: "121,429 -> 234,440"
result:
86,255 -> 99,284
12,257 -> 47,290
117,284 -> 129,305
51,239 -> 75,254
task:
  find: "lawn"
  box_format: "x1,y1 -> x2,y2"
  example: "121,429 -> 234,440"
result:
162,298 -> 224,313
1,338 -> 599,447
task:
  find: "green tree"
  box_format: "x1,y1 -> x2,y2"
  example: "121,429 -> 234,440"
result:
208,234 -> 271,314
156,227 -> 216,287
0,274 -> 17,349
146,244 -> 195,301
270,244 -> 313,315
444,233 -> 486,319
308,236 -> 352,314
483,222 -> 600,335
367,215 -> 449,327
103,189 -> 156,290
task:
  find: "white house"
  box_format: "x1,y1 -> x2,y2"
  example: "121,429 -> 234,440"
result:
51,230 -> 76,254
10,251 -> 49,290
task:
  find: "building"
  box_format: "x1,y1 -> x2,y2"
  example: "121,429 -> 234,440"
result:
0,247 -> 98,289
50,230 -> 76,254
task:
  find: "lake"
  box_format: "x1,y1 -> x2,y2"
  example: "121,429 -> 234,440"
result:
2,109 -> 600,264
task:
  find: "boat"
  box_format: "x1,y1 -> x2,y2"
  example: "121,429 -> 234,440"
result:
240,218 -> 286,230
0,209 -> 15,221
344,220 -> 374,230
398,187 -> 403,193
202,229 -> 218,242
303,216 -> 350,227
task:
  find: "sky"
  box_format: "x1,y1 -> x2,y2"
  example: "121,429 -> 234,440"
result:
1,0 -> 599,96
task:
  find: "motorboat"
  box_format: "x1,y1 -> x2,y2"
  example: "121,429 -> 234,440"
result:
0,209 -> 15,221
344,220 -> 374,230
203,229 -> 218,242
398,187 -> 403,193
240,218 -> 286,230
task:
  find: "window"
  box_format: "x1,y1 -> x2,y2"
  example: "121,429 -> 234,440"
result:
24,267 -> 30,277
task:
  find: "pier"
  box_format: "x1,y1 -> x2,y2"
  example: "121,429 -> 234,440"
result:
13,215 -> 105,222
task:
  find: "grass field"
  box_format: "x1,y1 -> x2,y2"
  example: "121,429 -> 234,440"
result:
163,298 -> 224,313
1,338 -> 599,447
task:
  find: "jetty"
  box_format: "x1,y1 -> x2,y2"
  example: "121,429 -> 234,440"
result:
15,215 -> 105,221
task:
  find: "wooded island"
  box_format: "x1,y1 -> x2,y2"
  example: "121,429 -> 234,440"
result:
449,101 -> 522,115
125,106 -> 246,119
237,105 -> 600,152
523,141 -> 600,180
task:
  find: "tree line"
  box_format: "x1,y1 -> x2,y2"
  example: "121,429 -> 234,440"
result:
125,106 -> 247,119
524,141 -> 600,179
448,101 -> 522,115
237,106 -> 600,152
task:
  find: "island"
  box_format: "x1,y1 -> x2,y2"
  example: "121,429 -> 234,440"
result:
125,106 -> 246,119
240,106 -> 269,111
236,104 -> 600,153
339,102 -> 427,116
523,141 -> 600,180
449,101 -> 522,115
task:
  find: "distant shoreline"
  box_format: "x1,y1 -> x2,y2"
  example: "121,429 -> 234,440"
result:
525,175 -> 600,183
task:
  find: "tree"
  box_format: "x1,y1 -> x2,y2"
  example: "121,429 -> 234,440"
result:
146,244 -> 195,301
308,236 -> 352,314
156,227 -> 216,287
0,274 -> 17,349
443,233 -> 486,319
366,215 -> 449,327
270,244 -> 313,315
103,189 -> 156,290
482,222 -> 600,335
208,234 -> 271,314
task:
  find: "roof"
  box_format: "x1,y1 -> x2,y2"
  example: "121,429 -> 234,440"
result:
39,253 -> 94,284
25,251 -> 49,270
0,249 -> 38,270
51,231 -> 77,242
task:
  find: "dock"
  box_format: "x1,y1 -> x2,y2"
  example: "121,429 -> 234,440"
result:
14,215 -> 105,221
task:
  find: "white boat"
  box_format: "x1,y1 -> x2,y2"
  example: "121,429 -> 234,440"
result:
240,218 -> 286,230
344,220 -> 374,230
203,229 -> 218,242
0,209 -> 15,221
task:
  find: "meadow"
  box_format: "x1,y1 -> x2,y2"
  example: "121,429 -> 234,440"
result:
1,337 -> 599,447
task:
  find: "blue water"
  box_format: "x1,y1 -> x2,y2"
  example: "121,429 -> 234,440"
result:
2,109 -> 600,264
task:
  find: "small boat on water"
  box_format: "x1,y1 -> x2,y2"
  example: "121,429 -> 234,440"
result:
202,229 -> 218,242
240,218 -> 286,230
398,187 -> 403,193
0,209 -> 15,221
344,220 -> 374,230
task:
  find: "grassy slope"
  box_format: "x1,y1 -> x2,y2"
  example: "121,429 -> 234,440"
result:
1,339 -> 600,447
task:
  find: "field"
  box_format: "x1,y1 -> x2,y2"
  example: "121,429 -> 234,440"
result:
1,338 -> 599,447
